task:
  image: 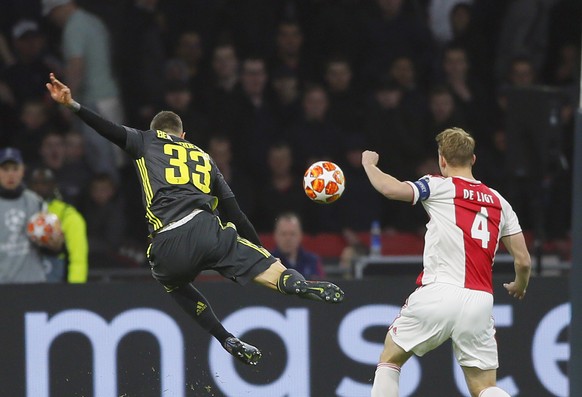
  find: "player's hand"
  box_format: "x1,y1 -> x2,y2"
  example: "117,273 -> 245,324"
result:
361,150 -> 379,167
503,281 -> 527,300
46,73 -> 74,106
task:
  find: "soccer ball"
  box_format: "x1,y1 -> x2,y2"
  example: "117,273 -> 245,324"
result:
27,212 -> 61,247
303,161 -> 345,204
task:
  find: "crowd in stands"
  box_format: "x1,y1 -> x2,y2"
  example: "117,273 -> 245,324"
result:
0,0 -> 580,271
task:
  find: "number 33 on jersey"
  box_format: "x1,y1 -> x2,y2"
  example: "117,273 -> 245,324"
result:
124,128 -> 234,234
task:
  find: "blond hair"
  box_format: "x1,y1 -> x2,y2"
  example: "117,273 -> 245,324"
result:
435,127 -> 475,167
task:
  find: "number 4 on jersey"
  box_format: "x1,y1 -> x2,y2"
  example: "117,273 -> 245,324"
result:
471,207 -> 490,248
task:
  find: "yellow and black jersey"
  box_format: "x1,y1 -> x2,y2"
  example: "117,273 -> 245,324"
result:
124,128 -> 234,234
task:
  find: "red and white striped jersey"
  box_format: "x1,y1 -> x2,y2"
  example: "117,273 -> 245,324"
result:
406,175 -> 522,294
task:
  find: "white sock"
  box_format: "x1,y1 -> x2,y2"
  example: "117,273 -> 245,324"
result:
371,363 -> 400,397
479,386 -> 511,397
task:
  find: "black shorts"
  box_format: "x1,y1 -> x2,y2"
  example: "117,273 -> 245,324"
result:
148,210 -> 276,289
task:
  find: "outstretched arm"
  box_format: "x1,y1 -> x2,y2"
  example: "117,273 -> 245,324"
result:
361,150 -> 413,202
46,73 -> 127,148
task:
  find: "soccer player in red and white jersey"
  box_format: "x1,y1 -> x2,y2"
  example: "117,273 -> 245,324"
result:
362,127 -> 531,397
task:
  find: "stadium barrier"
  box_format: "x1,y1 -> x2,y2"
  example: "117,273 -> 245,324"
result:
0,277 -> 569,397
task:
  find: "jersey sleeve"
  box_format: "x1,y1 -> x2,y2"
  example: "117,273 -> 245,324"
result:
124,127 -> 149,159
406,175 -> 446,205
497,192 -> 522,237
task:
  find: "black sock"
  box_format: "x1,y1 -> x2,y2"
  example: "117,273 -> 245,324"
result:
169,283 -> 233,345
277,269 -> 306,294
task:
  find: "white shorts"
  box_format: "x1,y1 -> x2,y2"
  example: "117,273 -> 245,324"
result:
389,283 -> 498,370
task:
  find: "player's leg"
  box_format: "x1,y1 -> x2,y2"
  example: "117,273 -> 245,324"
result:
461,367 -> 509,397
454,289 -> 503,396
372,284 -> 457,396
204,216 -> 344,303
169,283 -> 261,365
253,261 -> 345,303
371,332 -> 413,397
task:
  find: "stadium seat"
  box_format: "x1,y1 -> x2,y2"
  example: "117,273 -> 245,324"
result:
304,233 -> 346,258
382,233 -> 424,255
356,231 -> 425,255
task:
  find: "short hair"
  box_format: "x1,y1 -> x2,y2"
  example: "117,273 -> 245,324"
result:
435,127 -> 475,167
150,111 -> 183,136
325,55 -> 352,70
275,212 -> 302,228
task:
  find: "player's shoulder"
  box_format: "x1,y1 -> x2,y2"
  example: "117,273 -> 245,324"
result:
417,173 -> 445,181
419,174 -> 448,185
488,186 -> 512,207
421,173 -> 450,189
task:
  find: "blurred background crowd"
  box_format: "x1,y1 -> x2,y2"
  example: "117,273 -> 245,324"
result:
0,0 -> 580,275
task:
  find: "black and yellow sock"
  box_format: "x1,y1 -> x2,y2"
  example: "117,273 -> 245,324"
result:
170,283 -> 233,344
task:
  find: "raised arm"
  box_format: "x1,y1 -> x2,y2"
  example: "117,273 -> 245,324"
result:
361,150 -> 413,202
501,232 -> 531,299
46,73 -> 127,148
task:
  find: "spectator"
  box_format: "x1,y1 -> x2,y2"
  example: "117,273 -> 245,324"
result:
43,0 -> 125,181
162,58 -> 190,84
114,0 -> 165,127
61,130 -> 93,205
388,55 -> 429,122
35,130 -> 92,208
210,42 -> 239,92
207,135 -> 255,218
271,66 -> 302,129
29,167 -> 88,283
0,148 -> 61,283
439,45 -> 491,139
227,56 -> 278,176
364,79 -> 424,179
496,56 -> 537,114
156,80 -> 210,149
427,0 -> 474,45
288,84 -> 342,170
206,42 -> 240,122
79,173 -> 126,268
12,99 -> 52,163
446,2 -> 489,82
424,85 -> 467,151
357,0 -> 434,88
272,212 -> 325,279
269,20 -> 316,84
171,31 -> 208,105
323,56 -> 363,135
495,0 -> 558,83
1,20 -> 56,106
474,128 -> 508,195
253,142 -> 306,233
548,43 -> 581,87
336,135 -> 383,232
36,130 -> 65,174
